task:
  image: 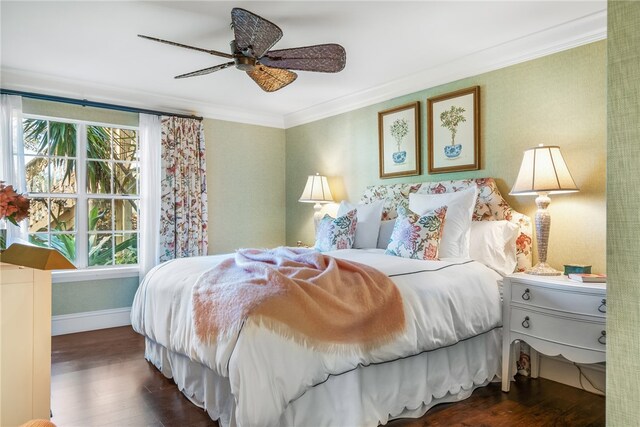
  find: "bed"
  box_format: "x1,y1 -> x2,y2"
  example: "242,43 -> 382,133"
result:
131,178 -> 532,427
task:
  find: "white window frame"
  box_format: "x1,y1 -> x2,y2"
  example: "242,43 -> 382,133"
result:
21,114 -> 141,281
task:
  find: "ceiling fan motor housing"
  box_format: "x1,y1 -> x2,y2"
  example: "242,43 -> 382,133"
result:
230,40 -> 256,71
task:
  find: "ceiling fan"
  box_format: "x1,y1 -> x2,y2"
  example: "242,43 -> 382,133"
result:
138,7 -> 346,92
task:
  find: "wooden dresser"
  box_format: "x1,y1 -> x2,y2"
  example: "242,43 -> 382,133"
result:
0,263 -> 53,426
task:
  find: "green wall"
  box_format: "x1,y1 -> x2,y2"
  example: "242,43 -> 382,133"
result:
52,277 -> 139,316
204,118 -> 286,254
286,41 -> 607,273
22,99 -> 286,315
607,1 -> 640,424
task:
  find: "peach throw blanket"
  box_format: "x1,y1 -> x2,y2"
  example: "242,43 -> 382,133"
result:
192,247 -> 405,350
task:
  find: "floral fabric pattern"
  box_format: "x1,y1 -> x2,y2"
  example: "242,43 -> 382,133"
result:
160,117 -> 208,262
360,183 -> 421,220
315,209 -> 357,252
385,205 -> 447,260
361,178 -> 532,271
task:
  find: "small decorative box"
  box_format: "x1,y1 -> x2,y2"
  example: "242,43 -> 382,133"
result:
563,264 -> 592,275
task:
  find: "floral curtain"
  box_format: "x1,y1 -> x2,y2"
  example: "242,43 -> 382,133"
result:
159,116 -> 208,262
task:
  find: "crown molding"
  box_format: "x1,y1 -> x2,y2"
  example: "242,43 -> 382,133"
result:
0,68 -> 286,128
282,9 -> 607,128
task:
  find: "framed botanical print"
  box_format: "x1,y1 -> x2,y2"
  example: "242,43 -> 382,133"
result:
378,101 -> 421,178
427,86 -> 480,174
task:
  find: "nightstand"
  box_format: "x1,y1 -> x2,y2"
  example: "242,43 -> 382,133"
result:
501,273 -> 606,392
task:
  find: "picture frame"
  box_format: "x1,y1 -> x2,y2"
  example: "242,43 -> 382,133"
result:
378,101 -> 421,179
427,86 -> 480,174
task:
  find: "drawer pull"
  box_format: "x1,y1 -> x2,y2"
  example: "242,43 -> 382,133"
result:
598,330 -> 606,345
521,316 -> 530,329
598,299 -> 606,313
521,288 -> 531,301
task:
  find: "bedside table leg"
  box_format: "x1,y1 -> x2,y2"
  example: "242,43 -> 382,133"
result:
502,340 -> 512,392
530,348 -> 540,378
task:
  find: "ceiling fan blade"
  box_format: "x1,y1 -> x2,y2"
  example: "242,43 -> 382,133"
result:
175,62 -> 235,79
260,44 -> 346,73
138,34 -> 233,59
246,65 -> 297,92
231,8 -> 282,58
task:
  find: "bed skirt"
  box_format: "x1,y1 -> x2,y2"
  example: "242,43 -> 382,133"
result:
144,328 -> 502,426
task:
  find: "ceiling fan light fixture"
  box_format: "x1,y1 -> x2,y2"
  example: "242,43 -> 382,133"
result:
247,66 -> 297,92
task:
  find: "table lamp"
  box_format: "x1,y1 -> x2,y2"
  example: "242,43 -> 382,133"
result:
299,173 -> 334,227
510,145 -> 578,275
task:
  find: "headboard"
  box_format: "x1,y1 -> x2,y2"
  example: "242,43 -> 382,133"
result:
360,178 -> 532,272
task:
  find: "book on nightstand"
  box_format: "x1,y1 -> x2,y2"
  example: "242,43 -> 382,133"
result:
568,273 -> 607,283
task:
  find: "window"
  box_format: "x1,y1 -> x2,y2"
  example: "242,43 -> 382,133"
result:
22,116 -> 139,268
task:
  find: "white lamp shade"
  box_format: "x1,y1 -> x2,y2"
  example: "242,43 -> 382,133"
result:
510,145 -> 579,196
299,174 -> 334,203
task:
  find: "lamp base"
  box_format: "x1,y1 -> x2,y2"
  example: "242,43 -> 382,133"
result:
313,203 -> 324,230
526,262 -> 561,276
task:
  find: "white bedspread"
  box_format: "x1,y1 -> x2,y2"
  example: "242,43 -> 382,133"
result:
131,249 -> 502,426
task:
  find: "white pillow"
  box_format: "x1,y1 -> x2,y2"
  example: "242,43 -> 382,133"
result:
409,186 -> 477,258
469,221 -> 519,276
337,200 -> 384,249
377,219 -> 396,249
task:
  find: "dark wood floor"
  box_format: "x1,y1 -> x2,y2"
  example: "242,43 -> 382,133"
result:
51,326 -> 605,427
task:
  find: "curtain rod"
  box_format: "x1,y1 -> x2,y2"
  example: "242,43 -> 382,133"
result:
0,88 -> 203,121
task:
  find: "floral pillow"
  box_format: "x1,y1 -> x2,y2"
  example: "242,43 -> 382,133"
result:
385,205 -> 448,260
315,209 -> 358,252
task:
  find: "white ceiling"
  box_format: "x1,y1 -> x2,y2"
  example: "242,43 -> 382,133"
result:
1,1 -> 606,128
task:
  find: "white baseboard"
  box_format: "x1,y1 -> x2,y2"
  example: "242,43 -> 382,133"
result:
52,307 -> 131,336
538,354 -> 605,395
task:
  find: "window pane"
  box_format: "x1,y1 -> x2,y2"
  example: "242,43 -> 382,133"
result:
23,119 -> 48,155
88,199 -> 112,231
89,233 -> 113,266
48,122 -> 77,157
50,233 -> 76,262
51,159 -> 77,193
87,161 -> 112,194
28,233 -> 49,248
50,198 -> 76,231
29,198 -> 49,233
115,233 -> 138,265
87,126 -> 111,160
114,199 -> 138,231
114,162 -> 138,195
25,156 -> 49,193
22,117 -> 141,269
112,129 -> 138,161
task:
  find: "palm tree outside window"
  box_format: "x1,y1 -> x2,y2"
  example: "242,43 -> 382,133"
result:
21,116 -> 139,268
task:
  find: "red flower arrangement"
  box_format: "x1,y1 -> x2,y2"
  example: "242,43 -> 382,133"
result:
0,181 -> 30,225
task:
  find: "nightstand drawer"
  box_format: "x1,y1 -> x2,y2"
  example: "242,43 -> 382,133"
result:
511,282 -> 606,317
510,308 -> 606,352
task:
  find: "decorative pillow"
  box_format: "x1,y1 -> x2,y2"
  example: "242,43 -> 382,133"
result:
314,209 -> 358,252
377,219 -> 396,249
409,185 -> 477,258
469,221 -> 519,276
385,205 -> 448,260
337,200 -> 384,249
